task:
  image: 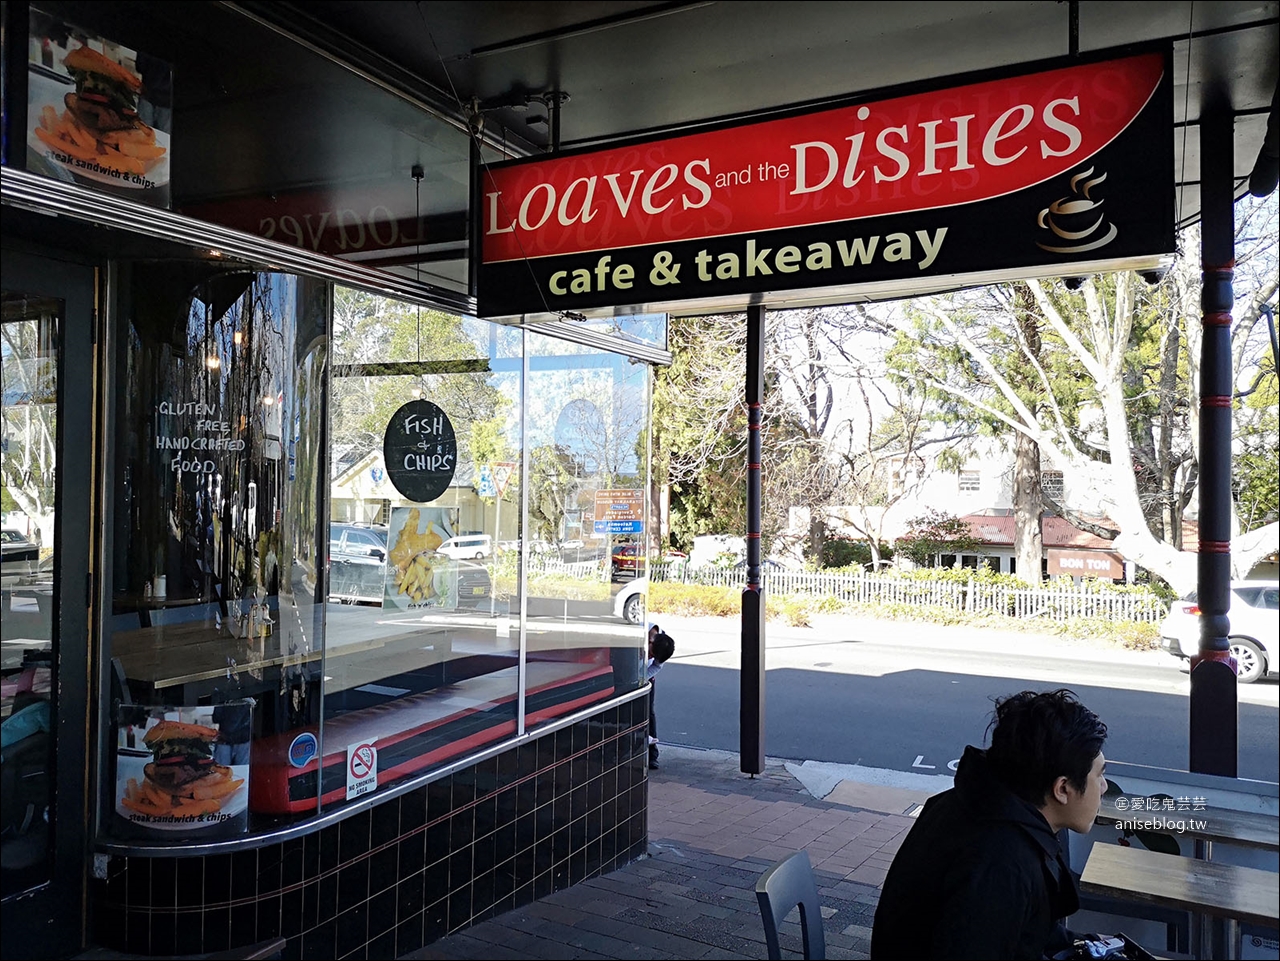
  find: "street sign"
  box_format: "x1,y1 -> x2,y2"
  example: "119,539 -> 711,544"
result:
492,460 -> 516,498
1047,549 -> 1124,579
476,464 -> 497,498
593,489 -> 643,535
594,519 -> 643,535
594,489 -> 642,520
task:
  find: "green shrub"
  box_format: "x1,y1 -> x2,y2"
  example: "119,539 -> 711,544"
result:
820,537 -> 893,569
1060,618 -> 1161,650
767,595 -> 813,626
648,581 -> 740,617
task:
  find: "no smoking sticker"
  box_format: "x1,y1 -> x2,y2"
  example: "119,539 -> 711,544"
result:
346,741 -> 378,800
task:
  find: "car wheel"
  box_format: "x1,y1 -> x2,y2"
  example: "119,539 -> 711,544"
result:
474,552 -> 484,560
1230,638 -> 1265,683
623,593 -> 644,625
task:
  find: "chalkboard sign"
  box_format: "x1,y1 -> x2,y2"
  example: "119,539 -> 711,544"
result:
383,400 -> 457,502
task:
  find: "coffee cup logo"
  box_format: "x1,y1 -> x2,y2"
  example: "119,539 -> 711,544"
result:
1036,166 -> 1118,254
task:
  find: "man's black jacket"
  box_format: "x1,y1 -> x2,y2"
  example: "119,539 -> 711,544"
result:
870,746 -> 1079,959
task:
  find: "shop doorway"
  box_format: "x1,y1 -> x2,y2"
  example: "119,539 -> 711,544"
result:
1,250 -> 95,958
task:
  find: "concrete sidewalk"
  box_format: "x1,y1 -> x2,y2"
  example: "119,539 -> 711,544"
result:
403,746 -> 932,960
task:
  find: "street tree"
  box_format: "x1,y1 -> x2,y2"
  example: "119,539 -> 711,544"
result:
330,289 -> 507,477
654,307 -> 883,558
822,361 -> 947,571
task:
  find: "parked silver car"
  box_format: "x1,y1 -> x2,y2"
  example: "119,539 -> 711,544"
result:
1159,580 -> 1279,683
1,529 -> 39,585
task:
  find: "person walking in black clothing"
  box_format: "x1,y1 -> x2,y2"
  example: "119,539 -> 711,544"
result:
871,689 -> 1109,960
646,625 -> 675,769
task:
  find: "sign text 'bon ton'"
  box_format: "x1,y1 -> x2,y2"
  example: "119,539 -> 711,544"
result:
477,51 -> 1173,316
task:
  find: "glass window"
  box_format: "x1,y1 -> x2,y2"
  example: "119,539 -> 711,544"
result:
102,264 -> 328,838
525,330 -> 652,702
322,294 -> 650,810
324,291 -> 524,808
1041,470 -> 1064,499
1,291 -> 59,895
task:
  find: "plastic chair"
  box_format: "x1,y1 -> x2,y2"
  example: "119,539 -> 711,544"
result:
755,849 -> 826,960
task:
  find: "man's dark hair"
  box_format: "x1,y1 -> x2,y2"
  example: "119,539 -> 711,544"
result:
985,689 -> 1107,805
651,632 -> 675,664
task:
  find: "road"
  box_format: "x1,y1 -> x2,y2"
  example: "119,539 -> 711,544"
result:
651,613 -> 1280,783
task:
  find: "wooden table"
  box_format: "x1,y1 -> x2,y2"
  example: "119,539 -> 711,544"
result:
1097,796 -> 1280,853
1081,842 -> 1280,936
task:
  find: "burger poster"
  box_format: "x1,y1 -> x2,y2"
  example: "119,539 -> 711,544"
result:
115,704 -> 251,833
26,12 -> 172,206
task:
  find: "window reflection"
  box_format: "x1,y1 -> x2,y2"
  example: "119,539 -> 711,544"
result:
323,294 -> 650,809
1,292 -> 59,895
324,293 -> 523,805
104,265 -> 327,837
525,332 -> 651,697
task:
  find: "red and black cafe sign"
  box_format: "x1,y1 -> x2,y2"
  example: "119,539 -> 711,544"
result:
476,50 -> 1174,318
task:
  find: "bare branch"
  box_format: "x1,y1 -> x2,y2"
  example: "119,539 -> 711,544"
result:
1028,279 -> 1106,381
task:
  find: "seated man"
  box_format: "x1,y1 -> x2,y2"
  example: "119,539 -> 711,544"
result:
871,689 -> 1108,960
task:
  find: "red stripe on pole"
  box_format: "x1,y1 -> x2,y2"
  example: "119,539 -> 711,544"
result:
1201,396 -> 1233,407
1203,312 -> 1233,326
1199,541 -> 1231,553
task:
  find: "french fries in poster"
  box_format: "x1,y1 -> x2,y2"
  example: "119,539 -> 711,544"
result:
384,506 -> 459,610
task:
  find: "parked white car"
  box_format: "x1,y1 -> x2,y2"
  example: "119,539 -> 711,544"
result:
614,576 -> 647,625
437,534 -> 492,560
1159,580 -> 1278,683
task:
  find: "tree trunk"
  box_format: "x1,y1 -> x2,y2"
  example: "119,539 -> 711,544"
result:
1012,284 -> 1045,584
809,511 -> 824,563
1157,318 -> 1181,545
1013,431 -> 1044,583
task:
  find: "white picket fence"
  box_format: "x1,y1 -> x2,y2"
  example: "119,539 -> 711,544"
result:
650,564 -> 1168,624
526,556 -> 603,578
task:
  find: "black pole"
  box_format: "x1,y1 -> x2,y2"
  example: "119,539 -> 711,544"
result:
1189,105 -> 1238,778
741,304 -> 766,776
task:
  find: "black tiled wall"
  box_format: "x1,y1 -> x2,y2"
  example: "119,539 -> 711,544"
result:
92,696 -> 651,959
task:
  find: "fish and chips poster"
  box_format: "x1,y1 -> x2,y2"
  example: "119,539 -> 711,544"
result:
115,704 -> 250,834
26,10 -> 172,205
384,506 -> 459,611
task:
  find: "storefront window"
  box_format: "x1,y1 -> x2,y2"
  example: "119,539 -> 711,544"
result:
524,331 -> 652,699
102,263 -> 328,838
96,270 -> 653,837
323,291 -> 524,807
1,292 -> 59,894
322,294 -> 650,810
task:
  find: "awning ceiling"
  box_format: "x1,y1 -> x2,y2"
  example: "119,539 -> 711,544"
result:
255,0 -> 1279,233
